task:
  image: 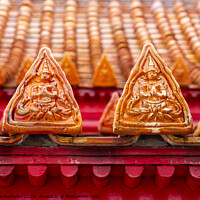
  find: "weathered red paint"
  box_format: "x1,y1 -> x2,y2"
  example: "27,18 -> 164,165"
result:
124,165 -> 144,187
1,146 -> 200,156
155,165 -> 175,188
92,165 -> 111,188
27,165 -> 47,187
0,165 -> 15,187
0,176 -> 200,199
60,165 -> 78,188
186,166 -> 200,189
0,150 -> 199,197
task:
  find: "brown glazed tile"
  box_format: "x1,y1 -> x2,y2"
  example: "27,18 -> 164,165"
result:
92,54 -> 117,87
113,43 -> 193,136
98,91 -> 119,135
172,56 -> 191,87
2,47 -> 82,136
60,52 -> 79,86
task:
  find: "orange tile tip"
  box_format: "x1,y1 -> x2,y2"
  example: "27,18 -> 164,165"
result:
92,54 -> 117,87
17,55 -> 33,85
0,67 -> 5,86
131,0 -> 142,9
172,56 -> 191,87
98,91 -> 119,135
113,43 -> 193,136
2,47 -> 82,136
60,52 -> 79,86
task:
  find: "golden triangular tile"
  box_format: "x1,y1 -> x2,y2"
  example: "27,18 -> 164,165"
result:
17,55 -> 33,84
98,92 -> 119,135
2,47 -> 82,136
114,43 -> 193,136
60,52 -> 79,86
172,57 -> 191,87
92,54 -> 117,87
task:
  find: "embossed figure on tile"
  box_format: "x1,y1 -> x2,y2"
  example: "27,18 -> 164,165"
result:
16,58 -> 73,122
127,55 -> 183,123
2,47 -> 82,136
114,43 -> 192,135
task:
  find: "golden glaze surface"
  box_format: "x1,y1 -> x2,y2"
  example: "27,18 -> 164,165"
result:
60,52 -> 79,86
92,54 -> 117,87
172,57 -> 191,87
2,47 -> 82,136
114,43 -> 193,135
98,91 -> 119,135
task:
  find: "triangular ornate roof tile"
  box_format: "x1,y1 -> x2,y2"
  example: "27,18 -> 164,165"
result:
113,43 -> 193,136
60,52 -> 79,86
2,47 -> 82,136
98,91 -> 119,135
172,57 -> 191,87
92,54 -> 117,87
